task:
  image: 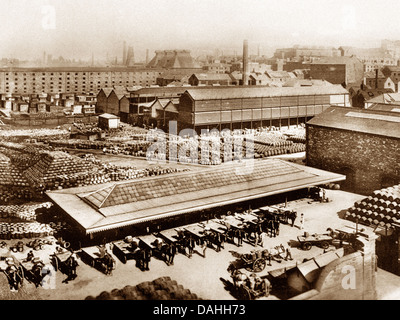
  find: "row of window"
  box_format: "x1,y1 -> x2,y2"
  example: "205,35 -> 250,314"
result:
3,72 -> 161,76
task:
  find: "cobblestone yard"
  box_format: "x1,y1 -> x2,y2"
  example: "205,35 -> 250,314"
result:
0,188 -> 369,300
1,188 -> 398,300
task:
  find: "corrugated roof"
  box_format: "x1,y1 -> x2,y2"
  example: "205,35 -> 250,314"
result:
307,106 -> 400,139
185,85 -> 348,101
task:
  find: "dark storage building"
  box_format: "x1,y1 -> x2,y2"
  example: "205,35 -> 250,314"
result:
307,106 -> 400,195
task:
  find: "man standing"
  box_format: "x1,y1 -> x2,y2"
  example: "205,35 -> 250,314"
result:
285,247 -> 293,261
187,236 -> 195,258
168,243 -> 176,265
236,229 -> 243,247
290,210 -> 297,228
299,213 -> 305,230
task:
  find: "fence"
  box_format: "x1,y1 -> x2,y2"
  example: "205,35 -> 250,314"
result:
2,115 -> 99,127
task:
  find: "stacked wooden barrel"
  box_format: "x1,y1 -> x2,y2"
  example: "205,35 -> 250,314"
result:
86,276 -> 199,300
0,221 -> 54,239
0,202 -> 52,221
345,185 -> 400,228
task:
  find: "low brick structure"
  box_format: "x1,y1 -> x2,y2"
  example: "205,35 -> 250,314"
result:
307,106 -> 400,195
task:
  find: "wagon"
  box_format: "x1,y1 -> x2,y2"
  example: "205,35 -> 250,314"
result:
228,250 -> 268,273
0,257 -> 24,290
51,249 -> 73,271
137,234 -> 167,261
230,270 -> 271,300
112,237 -> 141,264
80,246 -> 115,274
20,257 -> 45,287
297,233 -> 334,250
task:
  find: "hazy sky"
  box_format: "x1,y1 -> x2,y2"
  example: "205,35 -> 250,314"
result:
0,0 -> 399,61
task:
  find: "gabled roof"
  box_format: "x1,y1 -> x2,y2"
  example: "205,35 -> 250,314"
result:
99,113 -> 120,119
99,88 -> 113,98
364,70 -> 385,79
46,159 -> 345,234
365,92 -> 400,104
265,70 -> 293,79
295,250 -> 341,283
190,73 -> 232,81
358,88 -> 394,101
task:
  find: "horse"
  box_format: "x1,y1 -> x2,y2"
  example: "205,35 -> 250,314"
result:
65,255 -> 78,279
100,253 -> 115,275
4,265 -> 24,291
229,268 -> 248,288
287,210 -> 297,227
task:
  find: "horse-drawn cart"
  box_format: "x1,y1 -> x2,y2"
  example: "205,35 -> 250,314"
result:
51,249 -> 73,271
138,234 -> 168,262
0,257 -> 24,291
112,237 -> 141,264
80,246 -> 115,275
229,270 -> 271,300
297,233 -> 334,250
20,257 -> 46,287
228,250 -> 268,273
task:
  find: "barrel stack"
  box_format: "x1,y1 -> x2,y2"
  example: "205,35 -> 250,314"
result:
345,184 -> 400,228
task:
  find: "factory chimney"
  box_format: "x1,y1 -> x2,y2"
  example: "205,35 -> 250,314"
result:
242,40 -> 249,86
123,41 -> 127,66
375,68 -> 379,89
146,49 -> 149,65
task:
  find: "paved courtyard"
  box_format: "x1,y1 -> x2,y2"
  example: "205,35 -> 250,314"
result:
1,188 -> 398,300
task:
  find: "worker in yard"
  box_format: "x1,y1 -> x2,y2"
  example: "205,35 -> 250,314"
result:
299,213 -> 305,230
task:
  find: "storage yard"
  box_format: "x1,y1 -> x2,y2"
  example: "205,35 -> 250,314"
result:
0,122 -> 394,300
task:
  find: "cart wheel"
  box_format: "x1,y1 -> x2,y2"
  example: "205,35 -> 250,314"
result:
18,246 -> 24,252
302,242 -> 312,251
238,286 -> 252,300
122,256 -> 127,264
63,242 -> 70,249
321,241 -> 330,250
253,258 -> 266,273
34,245 -> 41,251
11,247 -> 17,253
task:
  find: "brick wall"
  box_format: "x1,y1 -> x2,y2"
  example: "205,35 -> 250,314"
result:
307,125 -> 400,195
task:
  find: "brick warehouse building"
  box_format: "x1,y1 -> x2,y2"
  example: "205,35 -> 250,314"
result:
0,67 -> 164,95
306,106 -> 400,195
177,85 -> 349,133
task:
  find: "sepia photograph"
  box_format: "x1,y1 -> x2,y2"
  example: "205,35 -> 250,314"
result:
0,0 -> 399,307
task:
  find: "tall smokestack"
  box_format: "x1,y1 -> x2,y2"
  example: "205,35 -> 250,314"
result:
375,68 -> 379,89
123,41 -> 127,66
242,40 -> 249,86
146,49 -> 149,65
